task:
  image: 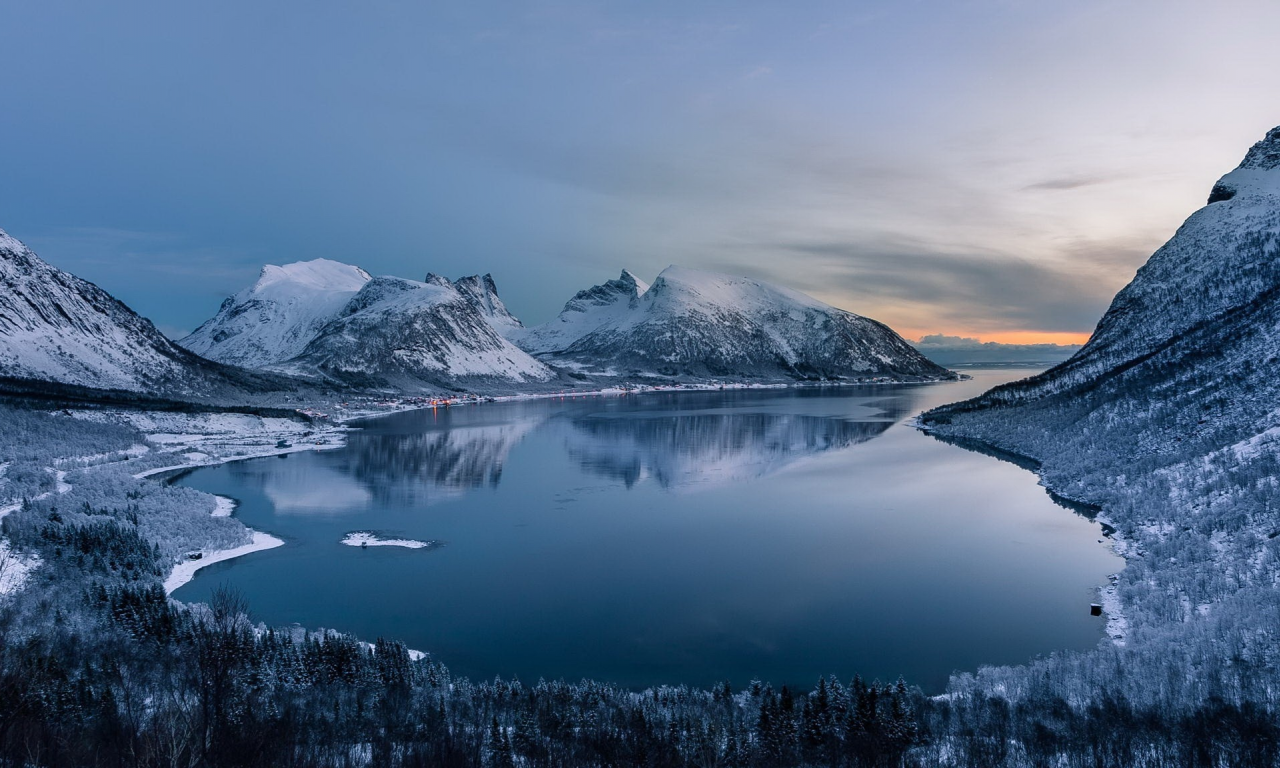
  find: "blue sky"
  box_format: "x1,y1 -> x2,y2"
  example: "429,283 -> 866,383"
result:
2,1 -> 1278,341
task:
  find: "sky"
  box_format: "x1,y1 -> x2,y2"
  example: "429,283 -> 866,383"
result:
1,1 -> 1278,343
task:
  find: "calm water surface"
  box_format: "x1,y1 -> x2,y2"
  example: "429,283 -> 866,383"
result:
174,370 -> 1122,692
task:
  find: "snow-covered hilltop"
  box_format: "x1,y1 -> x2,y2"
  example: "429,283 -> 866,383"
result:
183,262 -> 553,390
511,269 -> 649,354
182,259 -> 372,369
0,228 -> 285,398
516,266 -> 950,381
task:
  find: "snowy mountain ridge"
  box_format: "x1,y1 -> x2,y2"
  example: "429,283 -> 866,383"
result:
516,265 -> 950,381
182,259 -> 372,369
967,125 -> 1280,407
450,273 -> 523,332
185,264 -> 554,389
511,269 -> 650,354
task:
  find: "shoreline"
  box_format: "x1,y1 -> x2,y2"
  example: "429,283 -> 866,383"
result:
911,418 -> 1130,646
145,374 -> 973,602
163,530 -> 284,595
133,439 -> 348,480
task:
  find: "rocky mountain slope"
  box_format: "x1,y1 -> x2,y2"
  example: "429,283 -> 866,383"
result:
512,269 -> 649,354
450,273 -> 523,334
514,266 -> 950,381
0,228 -> 292,399
183,262 -> 553,390
284,276 -> 553,388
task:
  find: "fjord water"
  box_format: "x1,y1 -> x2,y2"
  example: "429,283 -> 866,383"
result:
173,370 -> 1121,692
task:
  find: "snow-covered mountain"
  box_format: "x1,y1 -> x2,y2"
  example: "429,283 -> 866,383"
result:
286,276 -> 553,387
182,259 -> 371,369
514,266 -> 950,381
184,262 -> 553,389
0,227 -> 285,398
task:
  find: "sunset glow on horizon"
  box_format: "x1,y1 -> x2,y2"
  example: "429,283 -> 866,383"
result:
906,327 -> 1085,345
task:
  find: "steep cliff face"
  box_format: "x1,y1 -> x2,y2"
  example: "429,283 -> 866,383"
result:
921,127 -> 1280,665
451,273 -> 523,333
516,266 -> 950,381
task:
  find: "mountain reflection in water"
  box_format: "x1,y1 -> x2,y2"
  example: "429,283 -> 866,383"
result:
563,409 -> 903,489
322,389 -> 921,504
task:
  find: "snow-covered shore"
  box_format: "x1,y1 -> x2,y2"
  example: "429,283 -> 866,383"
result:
163,530 -> 284,595
211,495 -> 236,517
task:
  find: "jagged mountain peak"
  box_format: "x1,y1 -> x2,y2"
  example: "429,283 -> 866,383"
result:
510,269 -> 651,354
454,273 -> 522,330
1238,125 -> 1280,172
619,269 -> 650,296
1207,124 -> 1280,204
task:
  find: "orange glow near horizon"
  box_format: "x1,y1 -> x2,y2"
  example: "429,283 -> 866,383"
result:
907,330 -> 1093,346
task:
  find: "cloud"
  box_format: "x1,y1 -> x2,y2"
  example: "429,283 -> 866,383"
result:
1023,175 -> 1115,191
747,234 -> 1121,334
